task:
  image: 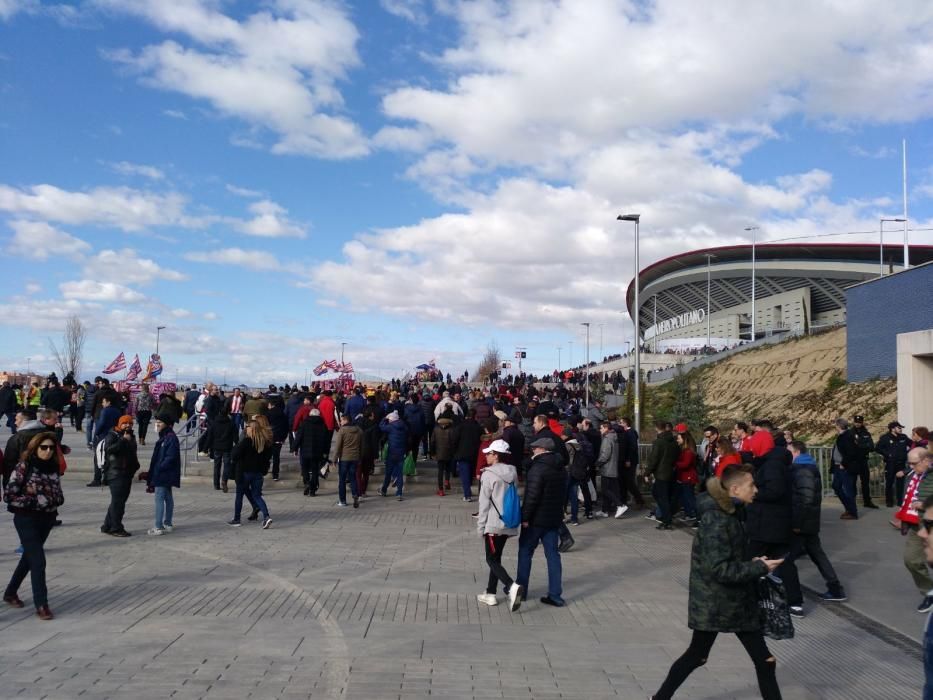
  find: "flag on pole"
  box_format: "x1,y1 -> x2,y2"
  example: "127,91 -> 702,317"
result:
125,354 -> 143,381
142,353 -> 163,382
325,359 -> 339,370
338,362 -> 354,374
102,352 -> 127,374
312,361 -> 329,376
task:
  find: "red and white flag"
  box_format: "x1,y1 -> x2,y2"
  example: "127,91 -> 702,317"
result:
125,354 -> 143,381
102,352 -> 127,374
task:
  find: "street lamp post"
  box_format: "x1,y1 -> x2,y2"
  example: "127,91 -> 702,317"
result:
744,227 -> 759,342
569,341 -> 573,369
557,346 -> 561,373
880,218 -> 906,277
156,325 -> 166,354
341,342 -> 347,365
706,254 -> 712,347
598,323 -> 604,362
618,213 -> 641,436
582,322 -> 591,409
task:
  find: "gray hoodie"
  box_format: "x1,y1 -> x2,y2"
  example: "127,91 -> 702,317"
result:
476,461 -> 520,537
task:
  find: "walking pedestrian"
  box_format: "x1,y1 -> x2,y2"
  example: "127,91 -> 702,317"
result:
145,413 -> 180,536
206,406 -> 238,491
228,417 -> 273,528
134,384 -> 154,446
3,431 -> 64,620
516,436 -> 567,607
379,411 -> 409,501
476,439 -> 523,611
878,421 -> 911,507
646,421 -> 678,530
896,447 -> 933,612
831,418 -> 859,520
594,421 -> 625,519
331,413 -> 362,508
780,440 -> 847,617
650,465 -> 784,700
100,415 -> 140,537
294,408 -> 329,497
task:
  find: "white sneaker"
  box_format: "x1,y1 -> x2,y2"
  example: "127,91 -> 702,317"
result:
147,528 -> 164,536
476,593 -> 498,607
508,583 -> 524,612
335,501 -> 348,507
594,511 -> 609,518
162,525 -> 174,533
262,517 -> 273,529
615,505 -> 629,519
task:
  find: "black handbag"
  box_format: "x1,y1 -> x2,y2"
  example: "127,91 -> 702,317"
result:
757,574 -> 795,640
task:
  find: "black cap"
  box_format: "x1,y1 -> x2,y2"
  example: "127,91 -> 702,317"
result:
853,415 -> 864,423
889,421 -> 905,430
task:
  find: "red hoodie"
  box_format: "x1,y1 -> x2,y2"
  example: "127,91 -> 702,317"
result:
318,395 -> 337,431
748,430 -> 774,458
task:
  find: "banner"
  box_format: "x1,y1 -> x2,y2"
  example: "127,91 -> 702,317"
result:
102,352 -> 126,374
125,354 -> 143,381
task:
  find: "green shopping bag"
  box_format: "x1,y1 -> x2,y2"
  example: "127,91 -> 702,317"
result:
380,442 -> 388,462
403,453 -> 417,476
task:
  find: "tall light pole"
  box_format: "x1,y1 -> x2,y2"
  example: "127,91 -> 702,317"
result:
568,340 -> 573,369
744,227 -> 759,341
582,322 -> 591,408
880,218 -> 906,277
598,323 -> 604,362
704,253 -> 716,348
903,139 -> 910,269
557,346 -> 561,373
618,213 -> 641,436
156,325 -> 166,354
340,342 -> 347,365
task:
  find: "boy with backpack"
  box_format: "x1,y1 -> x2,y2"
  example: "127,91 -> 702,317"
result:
475,439 -> 524,612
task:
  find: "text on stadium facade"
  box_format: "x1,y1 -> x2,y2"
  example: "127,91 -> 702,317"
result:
644,308 -> 705,339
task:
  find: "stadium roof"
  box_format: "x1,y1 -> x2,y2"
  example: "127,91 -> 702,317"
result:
624,243 -> 933,317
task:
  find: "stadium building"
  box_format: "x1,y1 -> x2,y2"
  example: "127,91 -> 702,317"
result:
624,243 -> 933,351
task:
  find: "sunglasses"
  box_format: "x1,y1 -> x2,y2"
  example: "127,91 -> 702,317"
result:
37,444 -> 55,452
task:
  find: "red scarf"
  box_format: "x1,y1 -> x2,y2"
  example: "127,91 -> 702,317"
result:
897,471 -> 926,525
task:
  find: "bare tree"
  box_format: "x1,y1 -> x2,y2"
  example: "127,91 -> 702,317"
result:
475,340 -> 502,381
48,316 -> 87,381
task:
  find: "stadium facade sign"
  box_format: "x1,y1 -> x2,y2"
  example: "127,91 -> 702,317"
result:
644,308 -> 705,340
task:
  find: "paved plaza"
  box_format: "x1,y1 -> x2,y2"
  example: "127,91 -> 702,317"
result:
0,438 -> 924,700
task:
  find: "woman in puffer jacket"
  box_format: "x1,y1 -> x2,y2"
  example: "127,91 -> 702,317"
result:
475,439 -> 523,612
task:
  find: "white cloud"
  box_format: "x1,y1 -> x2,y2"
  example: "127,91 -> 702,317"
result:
184,247 -> 283,271
380,0 -> 428,25
0,0 -> 33,21
109,160 -> 165,180
24,282 -> 41,294
83,248 -> 187,284
171,308 -> 192,318
60,279 -> 146,303
0,183 -> 201,231
101,0 -> 369,158
233,199 -> 306,238
162,108 -> 187,119
226,184 -> 262,198
6,220 -> 91,260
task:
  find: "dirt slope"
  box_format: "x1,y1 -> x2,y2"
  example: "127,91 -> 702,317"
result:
695,328 -> 897,444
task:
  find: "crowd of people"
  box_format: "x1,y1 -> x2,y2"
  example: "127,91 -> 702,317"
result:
3,373 -> 933,698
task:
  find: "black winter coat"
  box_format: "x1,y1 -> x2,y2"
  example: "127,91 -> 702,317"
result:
877,431 -> 911,469
689,478 -> 768,632
102,430 -> 140,483
294,415 -> 330,460
231,437 -> 272,479
453,419 -> 483,462
205,414 -> 238,452
266,405 -> 289,442
647,431 -> 678,481
789,456 -> 822,534
745,446 -> 792,544
521,451 -> 566,529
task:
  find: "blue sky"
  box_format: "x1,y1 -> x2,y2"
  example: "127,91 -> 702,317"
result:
2,0 -> 933,384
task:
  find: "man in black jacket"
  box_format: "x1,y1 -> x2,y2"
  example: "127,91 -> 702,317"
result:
452,409 -> 483,502
877,420 -> 911,507
617,416 -> 644,508
746,434 -> 793,558
780,440 -> 846,617
516,437 -> 566,607
831,418 -> 860,519
850,415 -> 878,509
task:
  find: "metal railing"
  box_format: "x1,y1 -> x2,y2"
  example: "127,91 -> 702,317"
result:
175,414 -> 206,476
636,444 -> 885,500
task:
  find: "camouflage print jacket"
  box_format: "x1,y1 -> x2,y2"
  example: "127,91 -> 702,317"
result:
688,478 -> 769,633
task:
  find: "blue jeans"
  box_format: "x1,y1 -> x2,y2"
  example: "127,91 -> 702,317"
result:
154,486 -> 174,529
381,454 -> 404,496
85,418 -> 94,447
232,413 -> 243,434
832,468 -> 858,517
456,459 -> 473,499
566,476 -> 592,521
235,472 -> 269,520
516,525 -> 563,601
338,460 -> 359,503
6,513 -> 55,608
677,483 -> 697,518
